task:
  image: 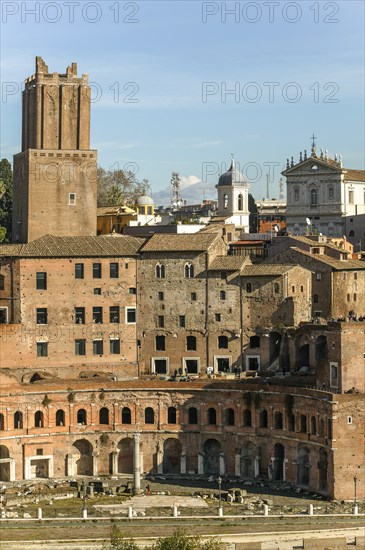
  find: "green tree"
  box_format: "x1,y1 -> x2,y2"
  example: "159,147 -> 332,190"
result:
97,166 -> 150,207
151,529 -> 222,550
102,526 -> 138,550
248,193 -> 258,233
0,158 -> 13,242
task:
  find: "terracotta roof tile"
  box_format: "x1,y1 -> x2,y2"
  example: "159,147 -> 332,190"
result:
289,247 -> 365,270
344,169 -> 365,182
209,256 -> 249,271
0,235 -> 144,258
140,233 -> 219,252
242,264 -> 299,276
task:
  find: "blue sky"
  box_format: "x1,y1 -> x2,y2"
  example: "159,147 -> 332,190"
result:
1,0 -> 364,203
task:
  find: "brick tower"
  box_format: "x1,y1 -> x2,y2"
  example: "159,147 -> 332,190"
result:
12,57 -> 97,242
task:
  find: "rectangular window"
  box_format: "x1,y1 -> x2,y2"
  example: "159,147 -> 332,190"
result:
36,272 -> 47,290
68,192 -> 76,205
316,272 -> 322,280
93,263 -> 102,278
75,307 -> 85,324
110,262 -> 119,278
75,339 -> 86,356
153,358 -> 168,374
330,363 -> 338,387
110,306 -> 120,323
158,315 -> 164,328
191,292 -> 197,301
75,263 -> 84,279
36,308 -> 47,324
36,342 -> 48,357
92,307 -> 103,324
94,288 -> 101,295
93,340 -> 103,355
126,308 -> 136,324
215,313 -> 221,322
0,274 -> 4,290
179,315 -> 186,328
155,335 -> 165,351
129,287 -> 136,295
158,291 -> 164,301
348,190 -> 354,204
110,338 -> 120,354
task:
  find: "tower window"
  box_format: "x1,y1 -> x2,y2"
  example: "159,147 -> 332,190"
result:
68,193 -> 76,205
238,193 -> 243,211
184,263 -> 194,278
156,263 -> 165,278
223,194 -> 228,209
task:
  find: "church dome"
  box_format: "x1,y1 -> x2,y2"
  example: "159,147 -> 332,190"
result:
217,158 -> 247,187
135,195 -> 154,206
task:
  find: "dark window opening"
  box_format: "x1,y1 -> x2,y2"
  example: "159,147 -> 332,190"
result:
36,272 -> 47,290
207,407 -> 216,425
36,308 -> 47,324
56,410 -> 65,426
110,262 -> 119,278
93,263 -> 102,278
110,339 -> 120,354
155,335 -> 165,351
260,410 -> 268,428
243,409 -> 252,427
92,306 -> 103,324
93,340 -> 103,355
75,339 -> 86,356
122,407 -> 131,424
188,407 -> 198,424
75,307 -> 85,324
186,335 -> 197,351
226,408 -> 235,426
75,263 -> 84,279
110,306 -> 120,323
145,407 -> 155,424
99,407 -> 109,424
218,335 -> 228,349
37,342 -> 48,357
77,409 -> 87,425
168,407 -> 177,424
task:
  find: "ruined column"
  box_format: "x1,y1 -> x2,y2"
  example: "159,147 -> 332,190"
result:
111,451 -> 119,475
254,456 -> 260,478
198,452 -> 204,475
180,451 -> 186,474
9,459 -> 16,482
283,458 -> 288,481
219,453 -> 225,476
66,453 -> 74,477
92,452 -> 99,476
235,453 -> 241,477
157,441 -> 163,474
133,432 -> 141,495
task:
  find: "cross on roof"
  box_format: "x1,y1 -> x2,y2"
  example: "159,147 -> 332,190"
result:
311,133 -> 317,148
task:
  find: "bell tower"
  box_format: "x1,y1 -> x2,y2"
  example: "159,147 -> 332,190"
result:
12,57 -> 97,242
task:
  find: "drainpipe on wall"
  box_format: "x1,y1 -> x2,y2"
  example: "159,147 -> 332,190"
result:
205,252 -> 209,372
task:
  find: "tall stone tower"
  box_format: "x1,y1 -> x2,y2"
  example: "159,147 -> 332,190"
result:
216,157 -> 250,232
12,57 -> 97,242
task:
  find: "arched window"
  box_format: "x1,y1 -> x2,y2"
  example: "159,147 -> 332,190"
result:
313,294 -> 318,303
349,230 -> 355,237
0,413 -> 4,430
300,414 -> 307,433
218,335 -> 228,349
34,410 -> 44,428
274,411 -> 283,430
155,263 -> 165,279
238,194 -> 243,211
145,407 -> 155,424
186,335 -> 196,351
259,410 -> 268,428
14,411 -> 23,429
77,409 -> 87,425
287,413 -> 295,432
243,409 -> 252,427
188,407 -> 198,424
56,409 -> 65,426
310,189 -> 317,205
184,263 -> 194,278
122,407 -> 131,424
220,290 -> 226,300
246,282 -> 252,293
207,407 -> 216,425
99,407 -> 109,425
223,194 -> 228,209
311,416 -> 317,435
168,407 -> 177,424
226,408 -> 235,426
328,187 -> 334,199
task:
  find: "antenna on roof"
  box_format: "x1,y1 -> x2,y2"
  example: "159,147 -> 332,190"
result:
266,173 -> 270,199
171,171 -> 182,211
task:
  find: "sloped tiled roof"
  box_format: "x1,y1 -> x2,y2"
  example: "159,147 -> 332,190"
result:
289,247 -> 365,270
0,235 -> 144,258
344,169 -> 365,182
140,233 -> 219,252
209,256 -> 249,271
241,264 -> 298,276
97,205 -> 135,216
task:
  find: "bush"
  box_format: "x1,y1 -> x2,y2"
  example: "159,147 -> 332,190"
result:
102,526 -> 138,550
151,529 -> 222,550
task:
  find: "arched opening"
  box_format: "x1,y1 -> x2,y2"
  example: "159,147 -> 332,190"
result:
184,263 -> 194,278
223,194 -> 228,209
246,282 -> 252,293
240,441 -> 255,478
296,344 -> 310,370
274,411 -> 283,430
274,282 -> 280,294
14,411 -> 23,429
99,407 -> 109,425
310,189 -> 317,205
0,414 -> 4,430
269,332 -> 282,364
249,336 -> 260,348
163,438 -> 182,474
167,407 -> 177,424
0,446 -> 10,481
117,438 -> 133,474
273,443 -> 285,481
30,373 -> 43,383
300,414 -> 307,433
186,336 -> 197,351
72,439 -> 93,476
188,407 -> 198,424
218,335 -> 228,349
77,409 -> 87,425
155,263 -> 165,278
225,408 -> 235,426
56,410 -> 65,426
349,230 -> 355,237
318,448 -> 328,492
311,416 -> 317,435
145,407 -> 155,424
238,194 -> 243,211
297,445 -> 310,487
259,410 -> 268,428
122,407 -> 131,424
243,409 -> 252,427
203,439 -> 221,475
287,413 -> 295,432
207,408 -> 216,425
34,411 -> 44,428
319,418 -> 325,437
315,336 -> 328,361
